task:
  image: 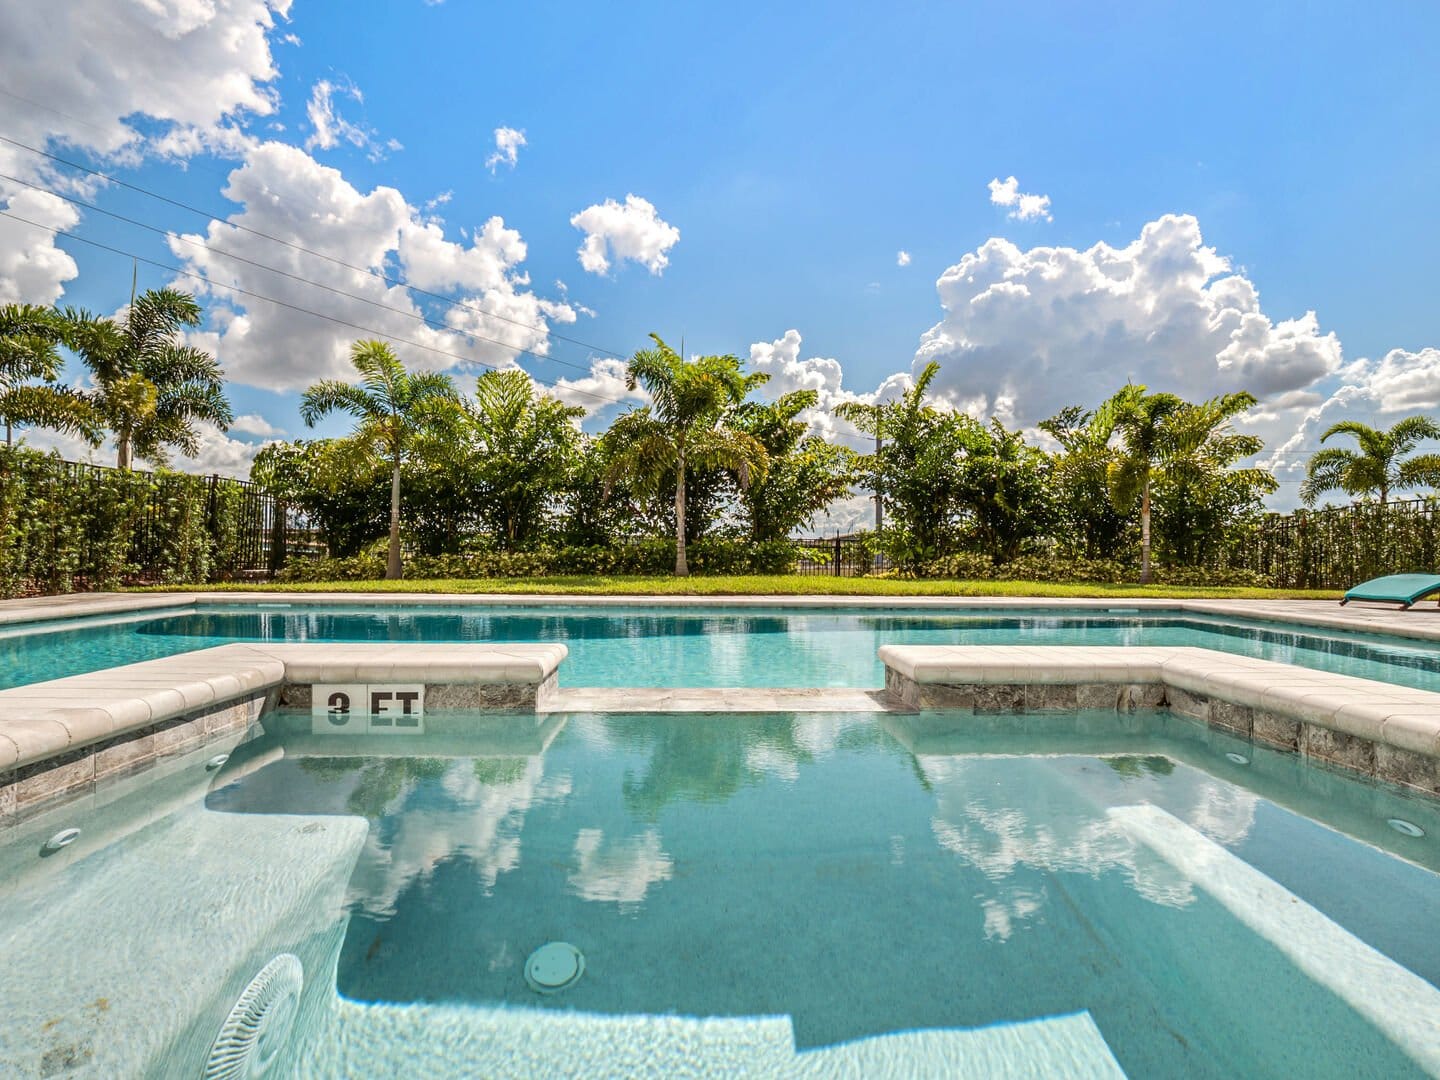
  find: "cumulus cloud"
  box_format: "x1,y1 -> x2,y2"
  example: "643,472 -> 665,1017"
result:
896,250 -> 912,267
168,141 -> 576,391
231,413 -> 283,437
748,328 -> 908,448
912,214 -> 1343,429
546,357 -> 646,419
1260,347 -> 1440,495
485,126 -> 526,172
0,189 -> 80,304
987,176 -> 1052,222
0,0 -> 288,304
17,420 -> 270,477
570,194 -> 680,276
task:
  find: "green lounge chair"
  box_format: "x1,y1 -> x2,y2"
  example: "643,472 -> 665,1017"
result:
1340,573 -> 1440,608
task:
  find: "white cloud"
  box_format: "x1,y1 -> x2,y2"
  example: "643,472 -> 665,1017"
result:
230,413 -> 283,437
570,194 -> 680,276
546,357 -> 647,418
168,141 -> 576,391
896,250 -> 912,267
423,190 -> 454,212
912,214 -> 1343,431
17,420 -> 269,477
568,828 -> 674,905
304,78 -> 394,161
748,328 -> 908,448
0,188 -> 80,304
987,176 -> 1053,222
0,0 -> 288,304
1260,347 -> 1440,496
485,126 -> 526,172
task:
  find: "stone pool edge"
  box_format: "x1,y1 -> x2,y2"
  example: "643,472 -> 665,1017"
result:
0,642 -> 567,827
881,644 -> 1440,798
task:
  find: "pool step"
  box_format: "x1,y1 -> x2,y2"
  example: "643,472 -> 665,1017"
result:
542,687 -> 906,713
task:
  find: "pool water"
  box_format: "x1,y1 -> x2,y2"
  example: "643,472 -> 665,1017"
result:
5,603 -> 1440,691
190,709 -> 1440,1078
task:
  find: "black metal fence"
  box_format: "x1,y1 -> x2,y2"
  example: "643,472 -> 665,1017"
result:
793,534 -> 889,577
0,450 -> 324,593
1235,497 -> 1440,590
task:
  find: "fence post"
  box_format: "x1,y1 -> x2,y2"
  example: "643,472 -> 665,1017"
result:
834,533 -> 841,577
268,499 -> 287,578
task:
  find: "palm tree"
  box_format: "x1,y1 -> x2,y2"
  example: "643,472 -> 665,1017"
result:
64,289 -> 232,468
607,335 -> 768,575
300,339 -> 458,579
1101,386 -> 1263,583
0,304 -> 99,447
1300,416 -> 1440,506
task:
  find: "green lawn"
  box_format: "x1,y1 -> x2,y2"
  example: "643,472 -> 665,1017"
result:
142,575 -> 1339,600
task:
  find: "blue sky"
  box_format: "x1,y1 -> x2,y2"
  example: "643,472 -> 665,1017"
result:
1,1 -> 1438,514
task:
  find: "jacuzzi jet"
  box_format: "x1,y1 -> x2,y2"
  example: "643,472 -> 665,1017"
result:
525,942 -> 585,994
1388,818 -> 1426,838
204,953 -> 303,1079
206,753 -> 231,771
1225,752 -> 1250,766
40,827 -> 81,854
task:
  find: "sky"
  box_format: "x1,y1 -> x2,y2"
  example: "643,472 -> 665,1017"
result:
1,1 -> 1438,523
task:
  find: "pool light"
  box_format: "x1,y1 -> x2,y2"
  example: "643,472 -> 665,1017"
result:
41,827 -> 81,854
1388,818 -> 1425,838
206,753 -> 231,771
1225,752 -> 1249,766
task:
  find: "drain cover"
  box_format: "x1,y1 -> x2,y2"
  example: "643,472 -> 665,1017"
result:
1388,818 -> 1426,838
525,942 -> 585,994
204,954 -> 303,1079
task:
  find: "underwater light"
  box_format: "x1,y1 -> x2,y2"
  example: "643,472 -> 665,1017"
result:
525,942 -> 585,994
40,827 -> 81,854
1225,752 -> 1250,766
206,753 -> 231,771
1388,818 -> 1425,838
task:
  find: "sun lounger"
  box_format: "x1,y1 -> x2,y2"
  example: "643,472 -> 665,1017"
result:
1339,573 -> 1440,608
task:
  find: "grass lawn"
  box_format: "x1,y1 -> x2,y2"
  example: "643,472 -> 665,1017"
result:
141,575 -> 1340,600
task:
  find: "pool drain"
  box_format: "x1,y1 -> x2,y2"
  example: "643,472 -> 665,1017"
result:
525,942 -> 585,994
204,954 -> 303,1079
1388,818 -> 1426,838
1225,752 -> 1250,766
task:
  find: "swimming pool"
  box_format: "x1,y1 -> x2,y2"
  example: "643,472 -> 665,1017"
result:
4,602 -> 1440,691
5,708 -> 1438,1077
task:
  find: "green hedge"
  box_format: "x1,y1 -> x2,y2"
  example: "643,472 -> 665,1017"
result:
275,538 -> 802,582
0,447 -> 265,597
908,550 -> 1270,587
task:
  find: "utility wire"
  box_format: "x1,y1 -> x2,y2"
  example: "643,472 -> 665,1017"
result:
0,170 -> 615,382
0,131 -> 637,363
0,208 -> 634,408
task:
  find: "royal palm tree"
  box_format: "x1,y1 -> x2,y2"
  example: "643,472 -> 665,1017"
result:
607,335 -> 768,575
64,289 -> 232,468
1101,385 -> 1264,583
300,340 -> 459,579
0,304 -> 98,447
1300,416 -> 1440,506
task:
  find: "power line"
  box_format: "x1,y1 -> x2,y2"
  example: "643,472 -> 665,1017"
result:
0,130 -> 638,364
0,208 -> 634,408
0,169 -> 615,382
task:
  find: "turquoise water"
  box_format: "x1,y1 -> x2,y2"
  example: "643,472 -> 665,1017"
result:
4,603 -> 1440,690
197,709 -> 1440,1078
5,709 -> 1440,1076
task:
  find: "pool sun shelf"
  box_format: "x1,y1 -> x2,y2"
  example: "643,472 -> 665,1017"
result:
880,644 -> 1440,797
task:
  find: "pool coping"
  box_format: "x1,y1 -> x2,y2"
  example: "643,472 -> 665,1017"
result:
880,645 -> 1440,797
3,590 -> 1440,644
0,642 -> 567,825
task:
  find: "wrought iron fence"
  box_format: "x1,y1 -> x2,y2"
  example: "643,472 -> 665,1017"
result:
793,533 -> 888,577
1235,497 -> 1440,590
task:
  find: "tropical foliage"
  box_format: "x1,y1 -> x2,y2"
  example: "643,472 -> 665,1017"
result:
1300,416 -> 1440,506
299,340 -> 459,579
